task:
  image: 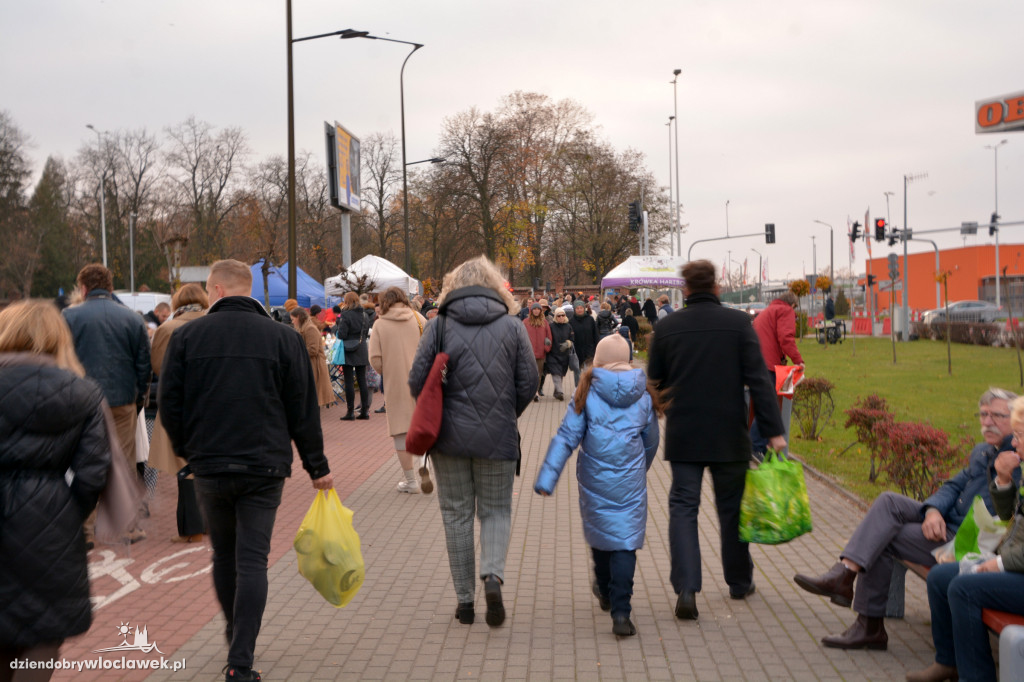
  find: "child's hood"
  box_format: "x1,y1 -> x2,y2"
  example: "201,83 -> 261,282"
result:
590,367 -> 647,408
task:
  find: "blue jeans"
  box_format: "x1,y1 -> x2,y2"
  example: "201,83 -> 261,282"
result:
592,548 -> 637,618
195,475 -> 285,669
926,561 -> 1024,681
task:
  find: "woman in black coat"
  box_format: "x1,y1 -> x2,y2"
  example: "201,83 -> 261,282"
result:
0,301 -> 112,676
545,308 -> 575,400
642,297 -> 658,327
335,291 -> 372,420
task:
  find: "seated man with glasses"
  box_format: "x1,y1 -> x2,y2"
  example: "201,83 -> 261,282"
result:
792,387 -> 1019,651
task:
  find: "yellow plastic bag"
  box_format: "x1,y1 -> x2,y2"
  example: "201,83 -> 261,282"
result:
294,489 -> 365,607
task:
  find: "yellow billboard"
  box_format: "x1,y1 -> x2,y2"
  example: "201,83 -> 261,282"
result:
325,121 -> 361,212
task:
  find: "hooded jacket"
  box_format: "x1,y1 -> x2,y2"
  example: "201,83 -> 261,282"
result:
545,320 -> 575,376
408,286 -> 537,461
752,297 -> 803,368
0,354 -> 111,648
596,309 -> 618,338
534,367 -> 659,550
159,296 -> 329,480
568,310 -> 598,364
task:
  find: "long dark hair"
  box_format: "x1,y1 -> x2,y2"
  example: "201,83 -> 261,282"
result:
572,366 -> 667,416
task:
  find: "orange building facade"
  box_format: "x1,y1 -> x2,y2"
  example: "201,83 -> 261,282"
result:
864,242 -> 1024,315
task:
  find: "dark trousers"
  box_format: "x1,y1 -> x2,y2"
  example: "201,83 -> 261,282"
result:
341,365 -> 369,415
927,561 -> 1024,680
668,461 -> 752,595
592,548 -> 637,618
176,476 -> 206,537
195,475 -> 284,669
842,491 -> 950,616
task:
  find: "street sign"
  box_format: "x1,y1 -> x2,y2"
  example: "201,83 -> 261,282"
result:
879,280 -> 903,292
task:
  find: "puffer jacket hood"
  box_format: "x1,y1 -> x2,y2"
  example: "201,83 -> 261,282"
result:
534,366 -> 660,551
408,287 -> 537,461
0,354 -> 111,647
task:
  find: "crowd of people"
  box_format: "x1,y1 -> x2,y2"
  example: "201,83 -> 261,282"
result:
0,256 -> 1021,682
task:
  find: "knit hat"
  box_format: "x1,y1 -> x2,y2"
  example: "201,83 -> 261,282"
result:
283,298 -> 299,311
531,303 -> 542,311
593,334 -> 631,370
573,299 -> 587,309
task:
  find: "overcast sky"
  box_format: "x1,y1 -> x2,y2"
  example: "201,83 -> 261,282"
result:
3,0 -> 1022,283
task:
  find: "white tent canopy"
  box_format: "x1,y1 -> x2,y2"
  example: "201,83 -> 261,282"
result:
324,255 -> 420,296
600,255 -> 686,289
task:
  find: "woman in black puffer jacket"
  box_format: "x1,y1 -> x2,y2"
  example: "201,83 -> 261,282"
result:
409,256 -> 537,629
0,300 -> 112,676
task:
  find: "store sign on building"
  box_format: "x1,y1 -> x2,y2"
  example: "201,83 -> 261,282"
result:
975,90 -> 1024,134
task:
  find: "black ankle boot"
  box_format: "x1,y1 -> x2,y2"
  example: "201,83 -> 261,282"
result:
340,410 -> 355,421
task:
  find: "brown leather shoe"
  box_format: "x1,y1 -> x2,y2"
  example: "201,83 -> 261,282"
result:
905,662 -> 958,682
794,562 -> 856,607
821,614 -> 887,650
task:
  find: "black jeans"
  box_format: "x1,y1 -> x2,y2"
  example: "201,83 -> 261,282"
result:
195,475 -> 284,669
342,365 -> 369,414
592,548 -> 637,618
668,461 -> 752,595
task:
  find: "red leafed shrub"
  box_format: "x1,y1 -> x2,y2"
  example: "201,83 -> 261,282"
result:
844,394 -> 895,483
873,420 -> 968,501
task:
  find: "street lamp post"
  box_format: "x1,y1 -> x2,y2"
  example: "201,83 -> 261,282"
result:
666,117 -> 673,256
902,172 -> 928,340
751,248 -> 762,301
671,69 -> 682,260
86,124 -> 108,268
338,31 -> 423,275
985,139 -> 1008,308
813,220 -> 834,282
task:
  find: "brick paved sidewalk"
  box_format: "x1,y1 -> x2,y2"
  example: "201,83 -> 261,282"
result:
61,385 -> 937,681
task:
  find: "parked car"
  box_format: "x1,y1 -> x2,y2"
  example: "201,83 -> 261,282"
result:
921,300 -> 1000,325
745,302 -> 767,316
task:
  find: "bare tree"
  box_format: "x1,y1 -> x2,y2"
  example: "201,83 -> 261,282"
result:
359,132 -> 402,262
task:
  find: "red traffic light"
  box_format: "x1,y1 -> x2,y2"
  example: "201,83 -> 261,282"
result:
873,217 -> 887,241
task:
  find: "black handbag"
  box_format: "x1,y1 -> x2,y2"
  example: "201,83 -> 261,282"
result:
343,311 -> 368,351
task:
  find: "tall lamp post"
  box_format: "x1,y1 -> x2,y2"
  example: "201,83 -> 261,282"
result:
985,139 -> 1008,308
751,247 -> 762,301
902,172 -> 928,340
86,124 -> 108,267
671,69 -> 682,260
813,219 -> 834,281
666,117 -> 674,256
337,31 -> 424,275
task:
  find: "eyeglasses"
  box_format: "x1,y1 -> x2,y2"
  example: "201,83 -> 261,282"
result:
1014,430 -> 1024,442
975,411 -> 1011,420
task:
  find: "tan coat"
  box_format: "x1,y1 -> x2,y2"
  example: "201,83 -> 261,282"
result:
368,304 -> 426,437
300,320 -> 336,407
148,309 -> 205,475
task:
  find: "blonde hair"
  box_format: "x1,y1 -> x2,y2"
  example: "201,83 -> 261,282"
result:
436,256 -> 517,315
1010,396 -> 1024,434
209,259 -> 252,295
0,300 -> 86,377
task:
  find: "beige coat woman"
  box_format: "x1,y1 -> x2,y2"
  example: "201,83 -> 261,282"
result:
368,291 -> 427,493
148,309 -> 205,476
299,320 -> 336,407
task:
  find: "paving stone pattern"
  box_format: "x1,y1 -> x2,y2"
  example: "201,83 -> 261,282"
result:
57,382 -> 938,681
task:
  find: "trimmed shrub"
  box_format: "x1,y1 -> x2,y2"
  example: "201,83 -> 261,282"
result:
792,375 -> 835,440
873,420 -> 968,500
844,394 -> 894,483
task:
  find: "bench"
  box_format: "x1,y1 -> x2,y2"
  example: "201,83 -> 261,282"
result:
888,559 -> 1024,636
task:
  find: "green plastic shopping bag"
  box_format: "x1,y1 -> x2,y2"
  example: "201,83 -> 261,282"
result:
739,449 -> 813,544
952,496 -> 1009,561
294,489 -> 365,607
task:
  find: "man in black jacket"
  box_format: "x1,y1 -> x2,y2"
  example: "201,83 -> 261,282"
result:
647,259 -> 785,621
160,259 -> 333,682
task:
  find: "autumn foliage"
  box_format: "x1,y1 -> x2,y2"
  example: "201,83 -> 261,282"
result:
789,279 -> 810,298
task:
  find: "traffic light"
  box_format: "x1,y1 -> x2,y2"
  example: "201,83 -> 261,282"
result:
887,233 -> 898,247
765,223 -> 776,244
628,201 -> 640,232
887,253 -> 900,279
532,277 -> 540,291
850,221 -> 861,241
874,217 -> 886,241
990,212 -> 1000,236
866,273 -> 876,287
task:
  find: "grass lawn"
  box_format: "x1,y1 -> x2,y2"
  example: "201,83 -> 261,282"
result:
788,334 -> 1024,502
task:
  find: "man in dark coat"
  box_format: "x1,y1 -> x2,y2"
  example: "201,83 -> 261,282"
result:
568,299 -> 597,385
63,263 -> 151,544
647,259 -> 785,621
160,259 -> 333,682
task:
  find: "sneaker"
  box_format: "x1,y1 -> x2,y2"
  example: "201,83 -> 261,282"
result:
397,479 -> 421,494
419,464 -> 433,495
223,665 -> 261,681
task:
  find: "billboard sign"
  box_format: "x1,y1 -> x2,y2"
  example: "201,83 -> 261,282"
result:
325,121 -> 361,211
975,90 -> 1024,134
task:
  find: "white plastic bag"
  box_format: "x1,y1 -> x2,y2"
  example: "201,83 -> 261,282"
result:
135,408 -> 149,464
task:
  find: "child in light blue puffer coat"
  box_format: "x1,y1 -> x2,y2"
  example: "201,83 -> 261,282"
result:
534,333 -> 661,637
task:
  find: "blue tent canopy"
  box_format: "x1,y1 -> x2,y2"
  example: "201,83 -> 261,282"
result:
250,259 -> 325,308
